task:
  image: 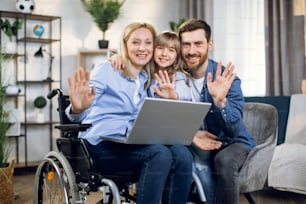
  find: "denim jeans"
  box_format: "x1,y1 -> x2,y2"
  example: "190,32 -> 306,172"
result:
88,141 -> 193,204
189,144 -> 216,204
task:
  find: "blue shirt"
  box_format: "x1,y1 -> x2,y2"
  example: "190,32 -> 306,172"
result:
200,59 -> 256,150
66,61 -> 149,145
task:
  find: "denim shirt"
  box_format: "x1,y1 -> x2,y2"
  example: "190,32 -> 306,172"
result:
200,59 -> 256,150
148,71 -> 191,101
65,61 -> 149,145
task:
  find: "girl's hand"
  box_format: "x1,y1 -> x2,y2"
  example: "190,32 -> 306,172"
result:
153,70 -> 178,100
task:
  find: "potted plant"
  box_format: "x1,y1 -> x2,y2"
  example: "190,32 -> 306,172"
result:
169,18 -> 187,33
80,0 -> 125,49
0,18 -> 23,53
0,48 -> 14,204
33,95 -> 47,122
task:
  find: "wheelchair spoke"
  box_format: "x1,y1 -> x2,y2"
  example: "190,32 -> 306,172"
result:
40,165 -> 68,203
34,152 -> 80,204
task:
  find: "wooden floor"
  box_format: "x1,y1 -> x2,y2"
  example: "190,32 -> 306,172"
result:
13,170 -> 306,204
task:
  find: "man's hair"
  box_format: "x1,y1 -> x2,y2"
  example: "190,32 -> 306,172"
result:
178,19 -> 211,41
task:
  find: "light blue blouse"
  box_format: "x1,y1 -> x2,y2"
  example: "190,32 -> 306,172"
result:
66,61 -> 149,145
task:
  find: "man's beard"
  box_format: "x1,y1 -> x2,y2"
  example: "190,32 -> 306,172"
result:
184,52 -> 208,70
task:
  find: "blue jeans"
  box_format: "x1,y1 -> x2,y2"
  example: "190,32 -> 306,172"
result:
88,141 -> 193,204
189,144 -> 216,204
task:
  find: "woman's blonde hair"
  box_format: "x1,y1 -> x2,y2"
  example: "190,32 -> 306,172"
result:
120,22 -> 156,88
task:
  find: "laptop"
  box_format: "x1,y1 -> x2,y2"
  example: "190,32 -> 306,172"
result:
100,98 -> 211,145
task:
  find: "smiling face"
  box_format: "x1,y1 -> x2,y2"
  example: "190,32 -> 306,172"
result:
180,29 -> 211,70
125,27 -> 154,70
152,32 -> 181,77
154,43 -> 177,70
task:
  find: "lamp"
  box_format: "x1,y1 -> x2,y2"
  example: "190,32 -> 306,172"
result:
34,46 -> 55,82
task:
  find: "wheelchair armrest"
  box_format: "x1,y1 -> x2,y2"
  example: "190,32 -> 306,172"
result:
55,124 -> 92,132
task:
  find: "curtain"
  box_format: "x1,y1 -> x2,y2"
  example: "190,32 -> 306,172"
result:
265,0 -> 306,95
178,0 -> 213,22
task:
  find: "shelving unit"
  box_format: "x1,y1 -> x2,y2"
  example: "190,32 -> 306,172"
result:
77,48 -> 116,69
0,10 -> 62,168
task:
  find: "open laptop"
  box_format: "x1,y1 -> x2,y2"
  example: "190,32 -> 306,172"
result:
100,98 -> 211,145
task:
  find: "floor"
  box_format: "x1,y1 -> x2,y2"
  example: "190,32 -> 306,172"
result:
13,170 -> 306,204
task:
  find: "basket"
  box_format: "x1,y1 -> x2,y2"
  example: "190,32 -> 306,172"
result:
0,160 -> 15,204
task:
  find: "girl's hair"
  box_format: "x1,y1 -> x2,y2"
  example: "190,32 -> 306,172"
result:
120,22 -> 156,88
152,31 -> 189,80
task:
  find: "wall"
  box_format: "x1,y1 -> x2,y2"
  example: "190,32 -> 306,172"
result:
212,0 -> 265,96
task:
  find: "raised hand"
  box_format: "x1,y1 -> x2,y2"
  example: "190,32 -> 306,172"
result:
192,130 -> 222,150
68,67 -> 96,113
153,70 -> 178,99
207,61 -> 236,107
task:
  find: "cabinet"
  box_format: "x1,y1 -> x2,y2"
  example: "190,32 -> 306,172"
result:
0,11 -> 61,168
77,49 -> 116,69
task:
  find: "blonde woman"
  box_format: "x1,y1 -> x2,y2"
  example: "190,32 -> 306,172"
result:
66,22 -> 193,204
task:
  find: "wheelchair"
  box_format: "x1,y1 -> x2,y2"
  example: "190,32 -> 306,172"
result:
33,89 -> 206,204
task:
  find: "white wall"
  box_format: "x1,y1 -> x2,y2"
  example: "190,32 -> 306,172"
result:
212,0 -> 265,96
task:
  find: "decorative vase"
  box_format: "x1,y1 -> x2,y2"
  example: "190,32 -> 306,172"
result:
0,160 -> 14,204
98,40 -> 109,49
36,112 -> 45,123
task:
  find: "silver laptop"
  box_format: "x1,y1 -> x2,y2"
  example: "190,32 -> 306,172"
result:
100,98 -> 211,145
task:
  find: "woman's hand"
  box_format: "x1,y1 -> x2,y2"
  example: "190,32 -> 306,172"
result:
153,70 -> 178,100
68,67 -> 96,113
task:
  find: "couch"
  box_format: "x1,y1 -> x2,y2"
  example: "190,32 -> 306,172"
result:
245,94 -> 306,195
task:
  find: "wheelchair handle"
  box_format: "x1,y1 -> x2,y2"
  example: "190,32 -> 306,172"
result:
47,88 -> 63,99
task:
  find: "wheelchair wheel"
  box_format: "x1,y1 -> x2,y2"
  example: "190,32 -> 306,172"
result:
33,151 -> 81,204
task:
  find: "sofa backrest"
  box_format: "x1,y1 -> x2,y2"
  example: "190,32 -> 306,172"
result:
244,96 -> 291,145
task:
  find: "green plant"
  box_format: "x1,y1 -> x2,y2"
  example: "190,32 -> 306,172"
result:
169,18 -> 187,33
0,48 -> 11,168
0,19 -> 23,42
34,96 -> 47,109
80,0 -> 125,40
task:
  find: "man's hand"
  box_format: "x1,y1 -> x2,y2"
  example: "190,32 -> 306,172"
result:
153,70 -> 178,99
68,67 -> 96,113
192,130 -> 222,150
108,54 -> 125,71
207,61 -> 236,107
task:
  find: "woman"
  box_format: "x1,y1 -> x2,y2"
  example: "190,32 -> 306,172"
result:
65,22 -> 193,204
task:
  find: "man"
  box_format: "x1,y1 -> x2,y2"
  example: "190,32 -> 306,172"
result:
178,19 -> 256,204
